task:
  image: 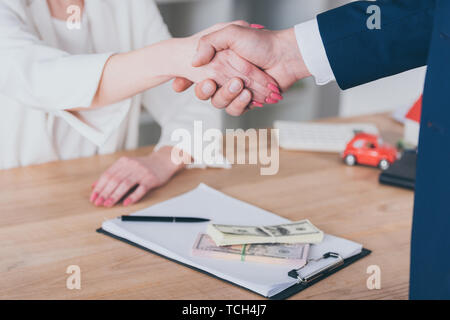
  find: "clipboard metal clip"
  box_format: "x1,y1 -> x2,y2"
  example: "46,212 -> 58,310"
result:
288,252 -> 344,284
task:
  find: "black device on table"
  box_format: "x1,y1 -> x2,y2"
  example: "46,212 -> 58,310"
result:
379,149 -> 417,190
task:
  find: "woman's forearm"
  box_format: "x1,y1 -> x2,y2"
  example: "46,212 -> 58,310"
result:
86,38 -> 183,109
72,30 -> 277,111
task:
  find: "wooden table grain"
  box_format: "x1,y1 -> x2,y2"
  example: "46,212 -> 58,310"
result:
0,113 -> 413,300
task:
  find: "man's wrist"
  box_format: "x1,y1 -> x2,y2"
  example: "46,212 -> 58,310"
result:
294,19 -> 336,85
275,28 -> 312,83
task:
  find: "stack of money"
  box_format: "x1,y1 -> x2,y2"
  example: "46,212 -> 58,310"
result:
206,219 -> 324,246
192,233 -> 310,266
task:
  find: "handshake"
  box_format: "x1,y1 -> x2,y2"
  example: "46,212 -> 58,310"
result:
170,21 -> 312,116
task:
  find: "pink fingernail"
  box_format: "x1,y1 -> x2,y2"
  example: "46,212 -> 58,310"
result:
90,192 -> 99,203
270,92 -> 283,101
268,83 -> 280,94
252,101 -> 264,108
95,197 -> 104,207
265,98 -> 279,104
123,198 -> 132,207
250,24 -> 265,29
104,198 -> 114,207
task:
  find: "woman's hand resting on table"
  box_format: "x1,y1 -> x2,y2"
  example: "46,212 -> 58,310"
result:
90,146 -> 186,207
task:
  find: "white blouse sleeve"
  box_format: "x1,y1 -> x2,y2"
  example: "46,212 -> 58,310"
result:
0,3 -> 113,111
0,2 -> 132,147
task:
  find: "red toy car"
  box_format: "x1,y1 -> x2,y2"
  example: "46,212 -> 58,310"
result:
342,133 -> 397,170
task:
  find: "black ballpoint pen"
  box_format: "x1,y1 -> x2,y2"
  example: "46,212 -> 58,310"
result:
121,216 -> 210,223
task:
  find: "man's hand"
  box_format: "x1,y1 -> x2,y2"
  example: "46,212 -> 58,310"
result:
174,25 -> 312,113
172,21 -> 282,115
193,25 -> 310,90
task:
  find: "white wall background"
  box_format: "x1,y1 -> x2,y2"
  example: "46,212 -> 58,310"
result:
339,67 -> 426,117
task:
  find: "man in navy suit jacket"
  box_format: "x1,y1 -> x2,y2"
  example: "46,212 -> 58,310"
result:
317,0 -> 449,299
182,0 -> 450,299
316,0 -> 449,300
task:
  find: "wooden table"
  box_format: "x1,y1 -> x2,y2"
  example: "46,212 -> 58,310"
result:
0,113 -> 413,300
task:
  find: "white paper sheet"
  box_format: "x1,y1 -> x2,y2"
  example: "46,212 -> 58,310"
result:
102,184 -> 362,297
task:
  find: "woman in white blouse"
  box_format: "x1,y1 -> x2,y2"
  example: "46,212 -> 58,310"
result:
0,0 -> 279,207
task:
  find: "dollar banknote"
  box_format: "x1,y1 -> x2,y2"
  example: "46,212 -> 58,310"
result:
192,233 -> 309,266
206,219 -> 324,246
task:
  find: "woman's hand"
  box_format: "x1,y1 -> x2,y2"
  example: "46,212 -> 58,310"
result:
89,146 -> 184,207
168,25 -> 282,115
188,50 -> 281,114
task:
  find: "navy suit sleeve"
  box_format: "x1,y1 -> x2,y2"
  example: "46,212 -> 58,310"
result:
317,0 -> 436,90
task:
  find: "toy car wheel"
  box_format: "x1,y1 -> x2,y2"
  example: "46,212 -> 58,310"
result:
379,159 -> 390,170
344,155 -> 356,166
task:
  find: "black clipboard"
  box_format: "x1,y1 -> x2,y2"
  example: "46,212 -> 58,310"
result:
97,228 -> 371,300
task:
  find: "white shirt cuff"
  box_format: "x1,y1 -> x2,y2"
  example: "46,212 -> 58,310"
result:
294,19 -> 335,85
56,99 -> 131,147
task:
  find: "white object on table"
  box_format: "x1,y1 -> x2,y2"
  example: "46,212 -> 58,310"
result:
274,121 -> 379,153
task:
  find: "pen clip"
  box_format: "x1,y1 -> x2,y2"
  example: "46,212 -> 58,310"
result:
288,252 -> 344,284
